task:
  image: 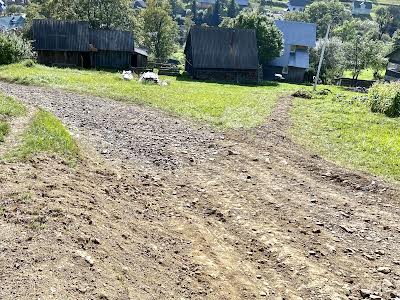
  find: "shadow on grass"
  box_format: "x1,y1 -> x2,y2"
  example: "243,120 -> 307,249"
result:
175,73 -> 280,87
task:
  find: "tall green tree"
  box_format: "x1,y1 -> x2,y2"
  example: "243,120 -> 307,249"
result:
140,0 -> 178,61
210,0 -> 222,26
191,0 -> 199,25
227,0 -> 236,19
285,0 -> 352,38
229,12 -> 283,63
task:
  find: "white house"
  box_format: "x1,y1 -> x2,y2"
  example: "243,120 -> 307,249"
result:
287,0 -> 310,12
352,1 -> 372,15
0,0 -> 6,14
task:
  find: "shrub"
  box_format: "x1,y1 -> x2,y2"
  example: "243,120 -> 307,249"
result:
368,82 -> 400,117
0,32 -> 33,65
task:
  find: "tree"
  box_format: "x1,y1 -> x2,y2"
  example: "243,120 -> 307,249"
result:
210,0 -> 222,26
5,4 -> 26,15
301,0 -> 352,38
230,12 -> 283,63
140,0 -> 178,61
0,32 -> 33,65
227,0 -> 236,18
309,37 -> 345,83
191,0 -> 199,25
393,30 -> 400,46
27,0 -> 135,30
375,6 -> 400,37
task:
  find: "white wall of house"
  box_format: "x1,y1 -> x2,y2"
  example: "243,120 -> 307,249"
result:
288,4 -> 305,11
352,3 -> 371,15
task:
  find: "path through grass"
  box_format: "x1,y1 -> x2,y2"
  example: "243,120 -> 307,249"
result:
0,63 -> 301,128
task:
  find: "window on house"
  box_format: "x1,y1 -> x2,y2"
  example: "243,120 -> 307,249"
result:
290,45 -> 296,53
282,66 -> 289,74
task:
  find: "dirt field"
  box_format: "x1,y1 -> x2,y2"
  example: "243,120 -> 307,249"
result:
0,82 -> 399,300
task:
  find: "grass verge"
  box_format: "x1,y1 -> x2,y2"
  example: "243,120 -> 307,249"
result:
0,63 -> 302,128
9,109 -> 79,165
291,93 -> 400,181
0,93 -> 27,141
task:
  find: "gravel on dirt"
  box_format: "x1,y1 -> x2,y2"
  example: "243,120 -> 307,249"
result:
0,82 -> 400,300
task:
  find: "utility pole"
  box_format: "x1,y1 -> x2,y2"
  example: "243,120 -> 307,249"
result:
313,22 -> 331,92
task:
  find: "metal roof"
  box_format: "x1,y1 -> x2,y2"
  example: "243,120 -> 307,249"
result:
185,26 -> 259,70
353,1 -> 372,9
32,19 -> 90,51
274,20 -> 316,48
134,47 -> 148,57
288,0 -> 310,7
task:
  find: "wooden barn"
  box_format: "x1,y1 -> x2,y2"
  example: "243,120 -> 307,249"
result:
184,26 -> 260,83
32,19 -> 143,70
385,48 -> 400,82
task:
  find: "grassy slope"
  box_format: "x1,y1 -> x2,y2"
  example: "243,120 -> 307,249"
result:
342,68 -> 385,81
0,63 -> 300,128
10,109 -> 79,164
0,93 -> 27,141
291,93 -> 400,181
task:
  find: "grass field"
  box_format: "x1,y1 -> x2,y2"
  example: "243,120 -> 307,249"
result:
342,69 -> 386,81
291,93 -> 400,181
0,63 -> 304,128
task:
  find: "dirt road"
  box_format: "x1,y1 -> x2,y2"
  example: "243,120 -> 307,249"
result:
0,82 -> 399,300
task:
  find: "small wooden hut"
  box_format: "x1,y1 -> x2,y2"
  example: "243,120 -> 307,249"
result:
184,26 -> 260,83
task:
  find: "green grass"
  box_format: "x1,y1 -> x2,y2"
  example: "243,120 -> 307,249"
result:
0,93 -> 27,117
291,93 -> 400,181
0,121 -> 9,142
10,109 -> 79,164
0,93 -> 27,141
342,68 -> 385,81
0,63 -> 301,128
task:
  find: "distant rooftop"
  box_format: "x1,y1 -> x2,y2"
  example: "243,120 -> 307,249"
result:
353,1 -> 372,9
274,20 -> 316,48
288,0 -> 310,7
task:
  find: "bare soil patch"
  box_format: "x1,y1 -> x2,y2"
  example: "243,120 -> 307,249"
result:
0,82 -> 399,300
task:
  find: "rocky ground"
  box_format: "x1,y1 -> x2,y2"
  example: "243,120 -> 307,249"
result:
0,82 -> 399,300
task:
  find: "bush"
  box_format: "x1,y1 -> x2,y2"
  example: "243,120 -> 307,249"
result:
292,89 -> 313,99
0,32 -> 33,66
368,82 -> 400,117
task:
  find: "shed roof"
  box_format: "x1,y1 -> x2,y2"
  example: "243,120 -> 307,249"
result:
386,47 -> 400,63
32,19 -> 90,51
288,0 -> 310,7
353,1 -> 372,9
185,26 -> 258,70
90,29 -> 134,52
274,20 -> 316,47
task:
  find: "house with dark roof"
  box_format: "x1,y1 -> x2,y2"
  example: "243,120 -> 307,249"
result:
385,48 -> 400,82
184,26 -> 260,83
32,19 -> 144,70
287,0 -> 310,12
0,15 -> 26,31
197,0 -> 248,9
264,20 -> 316,82
352,1 -> 372,15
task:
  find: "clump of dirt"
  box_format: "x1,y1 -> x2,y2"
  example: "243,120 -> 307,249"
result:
292,89 -> 313,99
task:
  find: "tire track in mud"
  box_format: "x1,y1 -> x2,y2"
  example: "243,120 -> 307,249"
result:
0,82 -> 399,300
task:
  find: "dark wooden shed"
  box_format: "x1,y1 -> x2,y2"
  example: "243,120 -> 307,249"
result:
385,48 -> 400,82
33,19 -> 91,67
32,19 -> 143,70
184,26 -> 260,83
90,29 -> 134,69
